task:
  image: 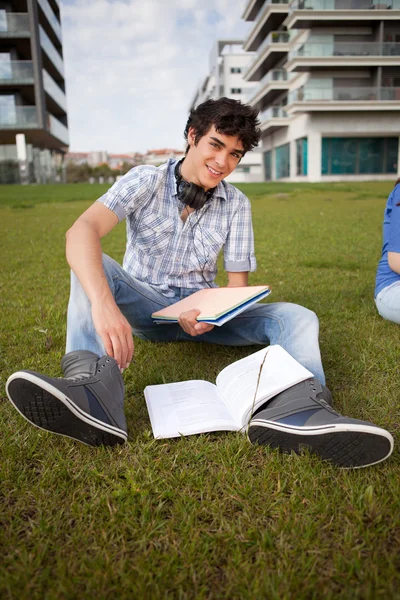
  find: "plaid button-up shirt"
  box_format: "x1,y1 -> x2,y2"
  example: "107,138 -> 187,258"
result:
97,159 -> 257,297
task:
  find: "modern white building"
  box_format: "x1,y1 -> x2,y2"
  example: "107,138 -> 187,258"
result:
189,39 -> 263,183
242,0 -> 400,182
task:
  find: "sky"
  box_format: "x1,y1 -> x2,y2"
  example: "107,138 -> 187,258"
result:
61,0 -> 251,154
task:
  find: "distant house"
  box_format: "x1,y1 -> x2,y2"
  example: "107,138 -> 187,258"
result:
144,148 -> 185,166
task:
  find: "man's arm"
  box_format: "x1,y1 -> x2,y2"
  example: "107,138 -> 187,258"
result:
227,271 -> 248,287
66,202 -> 134,369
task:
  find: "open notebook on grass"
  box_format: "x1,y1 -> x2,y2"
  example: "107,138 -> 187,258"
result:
144,345 -> 313,439
151,285 -> 271,326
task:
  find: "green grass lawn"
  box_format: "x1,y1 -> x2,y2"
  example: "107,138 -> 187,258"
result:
0,181 -> 399,599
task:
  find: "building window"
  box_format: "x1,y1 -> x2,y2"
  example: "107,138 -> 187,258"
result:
275,143 -> 290,179
264,150 -> 272,180
296,137 -> 308,176
321,137 -> 398,175
230,67 -> 242,73
230,88 -> 242,94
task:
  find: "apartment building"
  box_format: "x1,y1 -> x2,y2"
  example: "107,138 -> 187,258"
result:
242,0 -> 400,182
0,0 -> 68,184
189,39 -> 263,183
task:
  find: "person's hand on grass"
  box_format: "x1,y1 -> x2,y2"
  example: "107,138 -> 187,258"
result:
178,309 -> 214,337
91,300 -> 133,370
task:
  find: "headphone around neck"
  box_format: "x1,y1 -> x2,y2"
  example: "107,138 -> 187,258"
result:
174,159 -> 216,211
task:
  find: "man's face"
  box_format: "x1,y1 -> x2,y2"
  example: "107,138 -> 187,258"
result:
185,125 -> 245,190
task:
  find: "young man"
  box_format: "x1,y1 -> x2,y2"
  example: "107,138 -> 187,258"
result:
6,98 -> 393,467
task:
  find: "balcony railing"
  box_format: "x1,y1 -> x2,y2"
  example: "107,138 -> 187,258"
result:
247,69 -> 293,101
260,106 -> 288,121
289,0 -> 400,9
256,30 -> 293,56
48,114 -> 69,145
254,0 -> 290,23
0,61 -> 34,84
289,41 -> 400,58
37,0 -> 62,42
39,25 -> 64,76
246,30 -> 295,74
289,85 -> 400,101
43,69 -> 67,111
0,106 -> 37,128
0,12 -> 30,36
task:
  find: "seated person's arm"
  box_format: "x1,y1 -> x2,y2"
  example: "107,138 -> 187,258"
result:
66,202 -> 133,369
388,251 -> 400,275
227,271 -> 248,287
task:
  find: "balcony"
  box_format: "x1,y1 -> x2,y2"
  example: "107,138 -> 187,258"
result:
43,69 -> 67,112
0,61 -> 34,85
287,85 -> 400,111
248,68 -> 297,104
242,0 -> 267,21
48,114 -> 69,146
0,106 -> 38,129
244,31 -> 298,81
285,0 -> 400,29
244,0 -> 289,52
259,105 -> 290,134
37,0 -> 62,44
286,41 -> 400,71
0,13 -> 30,37
40,25 -> 64,77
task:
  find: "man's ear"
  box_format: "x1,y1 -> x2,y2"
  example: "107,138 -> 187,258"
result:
188,127 -> 197,146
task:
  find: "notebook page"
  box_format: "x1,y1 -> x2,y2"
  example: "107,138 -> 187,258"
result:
215,346 -> 313,428
144,380 -> 239,438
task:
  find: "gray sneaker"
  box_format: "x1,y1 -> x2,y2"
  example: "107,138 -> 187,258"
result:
6,351 -> 127,447
248,378 -> 393,468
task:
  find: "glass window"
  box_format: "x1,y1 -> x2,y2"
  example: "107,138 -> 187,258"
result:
386,138 -> 398,174
275,143 -> 290,179
230,67 -> 241,74
296,137 -> 308,176
321,137 -> 399,175
230,88 -> 242,94
264,150 -> 271,180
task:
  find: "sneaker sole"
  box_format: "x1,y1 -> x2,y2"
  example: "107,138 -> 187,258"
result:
247,420 -> 394,468
6,372 -> 127,447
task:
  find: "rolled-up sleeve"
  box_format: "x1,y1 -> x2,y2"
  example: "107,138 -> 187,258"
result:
223,195 -> 257,272
96,166 -> 158,221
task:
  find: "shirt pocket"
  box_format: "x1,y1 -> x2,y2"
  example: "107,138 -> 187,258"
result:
137,212 -> 176,256
192,226 -> 226,269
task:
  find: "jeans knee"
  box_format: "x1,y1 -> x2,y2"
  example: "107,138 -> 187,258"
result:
289,303 -> 319,333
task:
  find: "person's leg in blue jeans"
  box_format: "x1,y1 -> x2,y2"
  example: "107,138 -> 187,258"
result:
5,254 -> 182,447
66,254 -> 182,356
375,281 -> 400,324
177,300 -> 325,385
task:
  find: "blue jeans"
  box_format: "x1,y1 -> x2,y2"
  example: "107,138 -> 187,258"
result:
66,254 -> 326,384
375,281 -> 400,324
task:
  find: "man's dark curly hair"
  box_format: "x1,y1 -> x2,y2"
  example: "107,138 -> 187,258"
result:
183,97 -> 261,155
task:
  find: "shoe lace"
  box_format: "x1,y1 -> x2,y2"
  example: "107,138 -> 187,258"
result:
307,379 -> 341,416
65,358 -> 112,382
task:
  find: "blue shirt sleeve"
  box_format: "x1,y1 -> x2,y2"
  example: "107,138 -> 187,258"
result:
387,184 -> 400,253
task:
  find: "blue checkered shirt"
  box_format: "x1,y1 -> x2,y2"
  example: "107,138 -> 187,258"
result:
97,159 -> 256,297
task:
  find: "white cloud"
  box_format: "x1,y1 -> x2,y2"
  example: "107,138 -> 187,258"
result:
61,0 -> 249,152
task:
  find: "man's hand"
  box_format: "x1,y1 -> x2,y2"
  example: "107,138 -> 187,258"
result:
178,309 -> 215,337
91,300 -> 134,370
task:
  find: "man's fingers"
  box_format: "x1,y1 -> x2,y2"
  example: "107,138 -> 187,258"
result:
109,335 -> 123,368
125,332 -> 134,367
103,334 -> 114,359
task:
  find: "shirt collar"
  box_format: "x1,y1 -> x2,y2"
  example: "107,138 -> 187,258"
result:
167,158 -> 227,202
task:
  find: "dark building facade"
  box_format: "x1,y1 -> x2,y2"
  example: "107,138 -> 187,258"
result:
0,0 -> 68,183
